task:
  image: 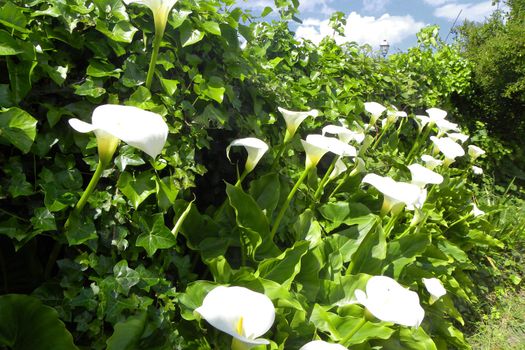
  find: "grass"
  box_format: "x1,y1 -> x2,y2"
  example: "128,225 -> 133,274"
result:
467,288 -> 525,349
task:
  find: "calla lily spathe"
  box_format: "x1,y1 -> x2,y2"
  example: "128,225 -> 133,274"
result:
426,107 -> 447,123
408,164 -> 443,188
364,102 -> 386,125
430,136 -> 465,165
300,340 -> 348,350
301,135 -> 356,169
69,104 -> 168,163
322,125 -> 365,144
435,119 -> 460,135
195,286 -> 275,349
278,107 -> 319,143
472,165 -> 483,175
468,145 -> 486,160
362,173 -> 423,215
123,0 -> 178,34
471,203 -> 485,217
226,137 -> 269,173
422,278 -> 446,304
447,132 -> 469,143
421,154 -> 443,170
355,276 -> 425,327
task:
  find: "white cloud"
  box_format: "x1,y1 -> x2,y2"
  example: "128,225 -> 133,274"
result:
299,0 -> 335,15
423,0 -> 451,6
295,12 -> 426,48
434,1 -> 496,22
362,0 -> 390,13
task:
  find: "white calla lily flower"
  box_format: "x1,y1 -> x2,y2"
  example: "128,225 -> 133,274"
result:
322,125 -> 365,144
300,340 -> 348,350
350,157 -> 366,176
468,145 -> 486,160
415,115 -> 430,132
226,138 -> 269,173
422,278 -> 446,304
430,136 -> 465,165
301,135 -> 356,169
435,119 -> 460,135
408,164 -> 443,188
195,286 -> 275,349
447,132 -> 469,143
355,276 -> 425,327
362,174 -> 423,215
421,154 -> 443,170
472,165 -> 483,175
124,0 -> 178,34
364,102 -> 386,125
329,158 -> 348,180
278,107 -> 319,143
471,203 -> 485,217
426,107 -> 447,123
68,104 -> 168,164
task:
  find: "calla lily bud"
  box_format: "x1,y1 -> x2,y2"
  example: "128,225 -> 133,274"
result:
364,102 -> 386,125
472,165 -> 483,175
430,136 -> 465,166
408,164 -> 443,188
362,173 -> 423,215
422,278 -> 446,304
421,154 -> 443,170
226,137 -> 269,173
300,340 -> 348,350
384,107 -> 407,126
69,104 -> 169,165
278,107 -> 319,143
301,135 -> 356,170
354,276 -> 425,327
350,157 -> 366,176
415,115 -> 430,132
195,286 -> 275,350
468,145 -> 486,160
124,0 -> 178,36
329,158 -> 348,180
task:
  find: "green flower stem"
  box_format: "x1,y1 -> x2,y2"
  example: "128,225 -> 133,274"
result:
313,156 -> 338,200
270,167 -> 311,240
235,169 -> 249,187
270,142 -> 287,170
231,338 -> 249,350
340,317 -> 367,346
406,125 -> 432,163
75,160 -> 106,213
371,123 -> 390,149
145,29 -> 164,90
384,211 -> 401,238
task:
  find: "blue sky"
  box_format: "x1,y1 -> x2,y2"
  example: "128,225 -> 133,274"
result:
237,0 -> 505,52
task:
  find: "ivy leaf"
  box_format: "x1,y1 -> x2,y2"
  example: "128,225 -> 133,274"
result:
135,214 -> 177,256
117,171 -> 156,209
0,107 -> 37,153
113,260 -> 141,295
202,21 -> 221,36
180,21 -> 204,47
0,2 -> 29,33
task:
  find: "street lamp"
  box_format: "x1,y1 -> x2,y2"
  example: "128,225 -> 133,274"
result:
380,39 -> 390,58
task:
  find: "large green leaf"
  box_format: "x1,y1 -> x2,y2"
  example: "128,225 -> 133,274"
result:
347,218 -> 386,275
257,240 -> 309,288
226,183 -> 279,259
0,107 -> 37,153
0,294 -> 78,349
106,312 -> 147,350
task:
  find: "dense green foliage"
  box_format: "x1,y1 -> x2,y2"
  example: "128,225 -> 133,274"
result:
0,0 -> 521,349
453,0 -> 525,181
